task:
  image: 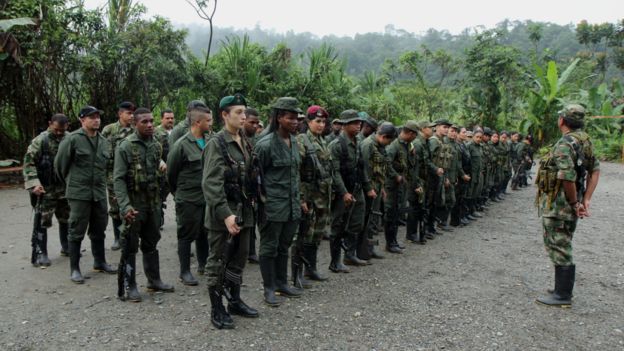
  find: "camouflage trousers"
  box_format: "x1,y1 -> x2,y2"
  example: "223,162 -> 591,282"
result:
106,184 -> 121,220
300,207 -> 330,245
40,194 -> 70,228
542,217 -> 577,266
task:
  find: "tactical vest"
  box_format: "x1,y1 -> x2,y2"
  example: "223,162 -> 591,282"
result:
431,136 -> 453,170
339,136 -> 362,193
300,133 -> 330,183
216,133 -> 256,204
127,140 -> 161,207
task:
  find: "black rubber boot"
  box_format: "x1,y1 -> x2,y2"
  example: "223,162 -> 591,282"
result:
209,286 -> 234,329
143,250 -> 175,292
59,223 -> 69,256
227,283 -> 259,318
178,240 -> 198,286
291,246 -> 311,289
303,244 -> 328,281
343,235 -> 368,266
69,241 -> 84,284
248,229 -> 259,264
34,228 -> 52,267
195,234 -> 209,276
91,239 -> 117,273
275,253 -> 303,297
259,256 -> 285,306
111,218 -> 122,251
328,238 -> 350,273
124,254 -> 142,302
384,223 -> 403,254
536,265 -> 575,307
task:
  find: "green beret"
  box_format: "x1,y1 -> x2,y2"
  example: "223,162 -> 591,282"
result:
416,120 -> 435,129
219,93 -> 247,110
433,118 -> 452,126
559,104 -> 586,122
403,120 -> 420,133
340,109 -> 363,124
272,97 -> 303,114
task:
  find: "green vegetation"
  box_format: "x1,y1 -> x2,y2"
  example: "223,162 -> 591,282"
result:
1,1 -> 622,160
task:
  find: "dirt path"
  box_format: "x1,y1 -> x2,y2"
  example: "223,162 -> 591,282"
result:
1,162 -> 623,350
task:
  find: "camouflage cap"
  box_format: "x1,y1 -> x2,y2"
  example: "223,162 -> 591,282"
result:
416,120 -> 435,129
450,124 -> 460,130
377,122 -> 397,137
465,130 -> 474,137
272,97 -> 303,114
483,127 -> 493,136
403,120 -> 420,133
363,116 -> 378,129
433,118 -> 453,126
331,118 -> 343,125
219,93 -> 247,109
340,109 -> 363,124
559,104 -> 586,122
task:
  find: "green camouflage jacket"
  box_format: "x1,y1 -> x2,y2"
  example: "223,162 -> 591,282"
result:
297,130 -> 336,209
360,134 -> 387,192
329,132 -> 370,196
23,128 -> 67,195
101,121 -> 134,186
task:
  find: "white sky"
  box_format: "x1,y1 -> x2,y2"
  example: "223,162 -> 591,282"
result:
84,0 -> 622,37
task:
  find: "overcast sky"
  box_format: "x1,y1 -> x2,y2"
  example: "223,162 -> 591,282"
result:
84,0 -> 622,37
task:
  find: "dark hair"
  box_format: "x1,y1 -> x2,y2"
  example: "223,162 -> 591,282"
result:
245,108 -> 259,118
267,109 -> 291,134
118,101 -> 135,112
50,113 -> 68,125
161,108 -> 173,117
561,116 -> 584,130
133,107 -> 151,120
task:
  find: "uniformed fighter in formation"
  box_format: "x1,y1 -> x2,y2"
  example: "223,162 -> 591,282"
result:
24,97 -> 596,329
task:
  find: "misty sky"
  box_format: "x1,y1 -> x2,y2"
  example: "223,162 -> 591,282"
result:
84,0 -> 622,36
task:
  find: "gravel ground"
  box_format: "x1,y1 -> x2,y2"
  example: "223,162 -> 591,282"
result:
1,162 -> 623,351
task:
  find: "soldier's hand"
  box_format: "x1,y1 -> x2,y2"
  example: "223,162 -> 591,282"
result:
124,209 -> 139,223
366,189 -> 377,199
444,178 -> 450,188
301,202 -> 310,214
225,215 -> 241,235
343,193 -> 355,206
159,162 -> 167,173
436,168 -> 444,176
582,199 -> 592,217
415,187 -> 423,194
382,189 -> 387,200
395,175 -> 404,184
31,185 -> 46,196
462,174 -> 471,182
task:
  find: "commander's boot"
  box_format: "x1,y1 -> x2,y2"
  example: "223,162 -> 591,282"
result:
124,254 -> 142,302
59,222 -> 69,256
69,241 -> 84,284
92,239 -> 117,273
259,256 -> 285,306
303,243 -> 328,281
34,228 -> 52,267
227,283 -> 259,318
208,286 -> 234,329
178,240 -> 198,286
275,253 -> 303,298
328,238 -> 350,273
536,265 -> 575,307
111,218 -> 122,251
291,246 -> 311,289
143,250 -> 175,292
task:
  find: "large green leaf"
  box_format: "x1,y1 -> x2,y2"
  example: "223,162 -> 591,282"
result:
546,61 -> 558,101
557,58 -> 579,91
0,18 -> 36,31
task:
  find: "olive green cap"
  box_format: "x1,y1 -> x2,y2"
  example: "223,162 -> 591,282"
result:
403,120 -> 420,133
331,118 -> 343,125
450,124 -> 460,130
433,118 -> 452,126
272,97 -> 303,114
559,104 -> 586,122
219,93 -> 247,109
340,109 -> 364,124
416,120 -> 435,129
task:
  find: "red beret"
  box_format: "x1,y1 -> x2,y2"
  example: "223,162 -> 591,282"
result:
306,105 -> 329,119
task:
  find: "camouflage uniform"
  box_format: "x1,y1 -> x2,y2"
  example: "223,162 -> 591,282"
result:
360,133 -> 387,256
412,132 -> 433,239
384,134 -> 414,249
23,128 -> 70,259
428,132 -> 454,226
155,124 -> 171,227
466,140 -> 484,212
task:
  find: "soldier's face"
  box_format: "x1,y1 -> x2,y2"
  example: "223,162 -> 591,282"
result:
278,111 -> 299,134
49,121 -> 68,137
135,113 -> 154,138
198,112 -> 213,133
500,134 -> 508,142
448,128 -> 457,140
459,128 -> 468,141
224,106 -> 244,130
343,121 -> 362,137
436,124 -> 449,136
161,113 -> 174,129
491,134 -> 499,143
473,134 -> 483,143
332,123 -> 342,132
362,124 -> 374,137
244,115 -> 259,136
482,135 -> 490,142
511,134 -> 519,142
421,127 -> 432,138
80,113 -> 101,131
119,109 -> 134,127
308,117 -> 326,135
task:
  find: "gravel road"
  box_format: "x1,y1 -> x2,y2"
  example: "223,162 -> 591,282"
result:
1,162 -> 623,351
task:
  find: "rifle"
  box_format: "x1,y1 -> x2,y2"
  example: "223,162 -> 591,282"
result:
340,181 -> 362,252
117,221 -> 131,300
218,204 -> 245,302
30,195 -> 45,266
292,205 -> 314,286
